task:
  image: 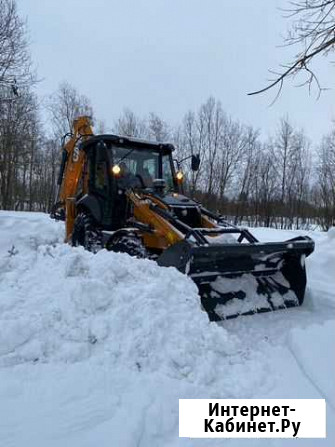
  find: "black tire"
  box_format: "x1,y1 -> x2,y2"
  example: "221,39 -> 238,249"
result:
107,233 -> 147,258
72,211 -> 102,252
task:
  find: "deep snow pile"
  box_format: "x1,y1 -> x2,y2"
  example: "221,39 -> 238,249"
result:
0,211 -> 334,447
0,211 -> 238,381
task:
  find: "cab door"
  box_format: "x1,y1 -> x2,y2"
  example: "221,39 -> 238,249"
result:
88,142 -> 114,227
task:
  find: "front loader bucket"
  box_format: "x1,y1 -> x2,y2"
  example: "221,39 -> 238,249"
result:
157,236 -> 314,321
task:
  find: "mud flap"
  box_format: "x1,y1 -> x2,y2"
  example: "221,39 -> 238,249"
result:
157,236 -> 314,321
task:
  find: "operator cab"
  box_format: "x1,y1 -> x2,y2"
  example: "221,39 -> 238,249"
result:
79,135 -> 182,229
77,134 -> 203,231
81,134 -> 177,194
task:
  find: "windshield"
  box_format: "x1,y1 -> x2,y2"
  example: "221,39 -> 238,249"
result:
110,146 -> 175,189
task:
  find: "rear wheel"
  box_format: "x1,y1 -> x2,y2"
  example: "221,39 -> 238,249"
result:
72,211 -> 102,252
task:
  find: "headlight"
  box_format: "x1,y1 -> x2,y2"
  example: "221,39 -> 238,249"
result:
176,171 -> 184,182
112,164 -> 121,176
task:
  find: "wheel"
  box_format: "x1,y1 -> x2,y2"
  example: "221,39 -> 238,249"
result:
107,232 -> 147,258
72,211 -> 102,252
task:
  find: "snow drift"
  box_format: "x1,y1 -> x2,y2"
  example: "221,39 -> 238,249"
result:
0,212 -> 238,377
0,211 -> 334,447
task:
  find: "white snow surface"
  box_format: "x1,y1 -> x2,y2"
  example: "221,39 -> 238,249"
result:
0,212 -> 334,446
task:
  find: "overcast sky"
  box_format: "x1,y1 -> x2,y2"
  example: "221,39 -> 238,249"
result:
18,0 -> 334,144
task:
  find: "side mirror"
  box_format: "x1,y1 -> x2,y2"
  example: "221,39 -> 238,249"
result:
191,154 -> 200,171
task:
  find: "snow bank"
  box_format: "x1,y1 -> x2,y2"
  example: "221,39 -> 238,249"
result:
0,212 -> 276,447
305,227 -> 335,311
0,211 -> 241,384
0,213 -> 334,446
0,212 -> 278,447
0,210 -> 64,252
0,243 -> 238,380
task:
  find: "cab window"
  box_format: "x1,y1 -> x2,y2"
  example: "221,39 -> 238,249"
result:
162,155 -> 174,189
94,146 -> 108,192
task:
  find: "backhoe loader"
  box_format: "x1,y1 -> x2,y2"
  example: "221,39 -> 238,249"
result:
51,116 -> 315,320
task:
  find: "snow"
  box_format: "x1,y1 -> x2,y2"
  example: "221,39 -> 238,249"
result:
289,321 -> 335,409
0,211 -> 334,446
206,233 -> 237,244
212,275 -> 272,318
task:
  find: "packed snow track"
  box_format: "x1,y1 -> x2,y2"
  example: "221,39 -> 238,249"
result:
0,211 -> 334,446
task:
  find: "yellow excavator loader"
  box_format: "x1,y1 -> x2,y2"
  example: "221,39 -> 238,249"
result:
51,116 -> 315,320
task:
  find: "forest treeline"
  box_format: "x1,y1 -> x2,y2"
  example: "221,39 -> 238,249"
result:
0,0 -> 334,230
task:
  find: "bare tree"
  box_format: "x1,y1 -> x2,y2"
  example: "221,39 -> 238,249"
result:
147,112 -> 170,142
315,127 -> 335,228
179,111 -> 204,194
198,97 -> 224,196
253,144 -> 279,227
0,90 -> 40,210
48,81 -> 94,139
233,127 -> 260,224
270,118 -> 297,227
0,0 -> 33,94
0,1 -> 40,211
286,130 -> 312,228
176,98 -> 247,209
114,108 -> 147,138
216,117 -> 247,201
249,0 -> 335,96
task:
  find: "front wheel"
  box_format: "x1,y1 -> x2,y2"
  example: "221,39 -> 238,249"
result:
106,233 -> 147,258
72,211 -> 102,252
